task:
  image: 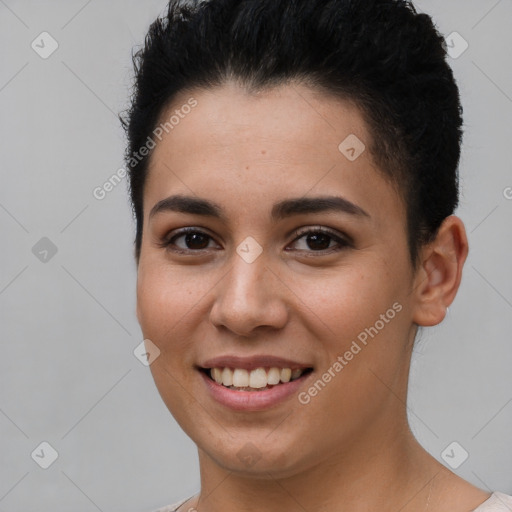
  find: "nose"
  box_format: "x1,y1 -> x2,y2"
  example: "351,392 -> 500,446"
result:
209,252 -> 289,337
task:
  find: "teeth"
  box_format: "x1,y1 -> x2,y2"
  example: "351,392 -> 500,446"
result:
249,368 -> 268,388
209,366 -> 308,390
211,368 -> 222,383
291,368 -> 303,380
221,367 -> 233,386
232,368 -> 249,387
280,368 -> 292,383
267,367 -> 281,385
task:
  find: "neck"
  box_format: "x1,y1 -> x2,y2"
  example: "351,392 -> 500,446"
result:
192,414 -> 439,512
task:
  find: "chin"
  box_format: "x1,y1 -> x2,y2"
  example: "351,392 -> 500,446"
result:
199,434 -> 310,478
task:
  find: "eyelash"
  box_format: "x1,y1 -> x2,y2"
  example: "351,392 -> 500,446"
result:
159,226 -> 352,255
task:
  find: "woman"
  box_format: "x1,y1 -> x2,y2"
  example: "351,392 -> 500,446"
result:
120,0 -> 512,510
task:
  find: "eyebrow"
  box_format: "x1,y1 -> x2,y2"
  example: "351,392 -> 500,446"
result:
149,194 -> 370,222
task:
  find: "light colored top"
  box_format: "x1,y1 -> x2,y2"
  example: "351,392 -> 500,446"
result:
152,496 -> 193,512
152,492 -> 512,512
473,493 -> 512,511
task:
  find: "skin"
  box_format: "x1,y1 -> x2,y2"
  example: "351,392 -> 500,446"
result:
136,82 -> 489,512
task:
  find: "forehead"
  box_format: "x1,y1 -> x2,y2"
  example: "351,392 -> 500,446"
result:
144,82 -> 403,229
152,82 -> 367,162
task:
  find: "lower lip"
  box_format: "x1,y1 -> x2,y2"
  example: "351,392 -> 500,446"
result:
199,370 -> 312,411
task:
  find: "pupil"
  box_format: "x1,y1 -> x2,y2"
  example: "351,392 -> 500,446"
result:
307,233 -> 330,250
186,232 -> 209,249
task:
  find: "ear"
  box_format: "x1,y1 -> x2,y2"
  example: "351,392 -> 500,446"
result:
411,215 -> 469,326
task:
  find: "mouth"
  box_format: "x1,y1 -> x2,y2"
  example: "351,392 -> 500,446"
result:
199,366 -> 314,392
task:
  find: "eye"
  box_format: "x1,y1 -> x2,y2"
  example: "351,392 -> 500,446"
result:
161,227 -> 219,253
159,226 -> 351,255
287,227 -> 351,253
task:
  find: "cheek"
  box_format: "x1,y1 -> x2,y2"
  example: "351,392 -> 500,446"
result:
136,264 -> 199,338
136,266 -> 205,409
297,261 -> 411,391
297,265 -> 398,335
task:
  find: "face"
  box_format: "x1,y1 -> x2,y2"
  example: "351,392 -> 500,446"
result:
136,82 -> 419,478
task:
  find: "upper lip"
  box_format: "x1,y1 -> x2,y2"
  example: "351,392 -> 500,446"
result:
199,355 -> 313,371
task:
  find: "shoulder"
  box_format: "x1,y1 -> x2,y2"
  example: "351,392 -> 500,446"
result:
150,495 -> 195,512
473,492 -> 512,511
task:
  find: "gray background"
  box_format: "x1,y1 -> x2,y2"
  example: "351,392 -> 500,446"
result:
0,1 -> 511,511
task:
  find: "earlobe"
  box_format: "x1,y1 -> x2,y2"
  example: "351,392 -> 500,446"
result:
412,215 -> 469,326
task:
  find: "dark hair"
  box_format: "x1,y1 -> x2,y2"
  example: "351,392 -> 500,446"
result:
120,0 -> 463,265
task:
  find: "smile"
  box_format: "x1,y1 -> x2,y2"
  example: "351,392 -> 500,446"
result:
204,366 -> 313,391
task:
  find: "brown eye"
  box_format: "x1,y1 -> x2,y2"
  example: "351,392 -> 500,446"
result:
288,227 -> 351,253
303,232 -> 332,250
164,228 -> 218,252
180,232 -> 210,250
